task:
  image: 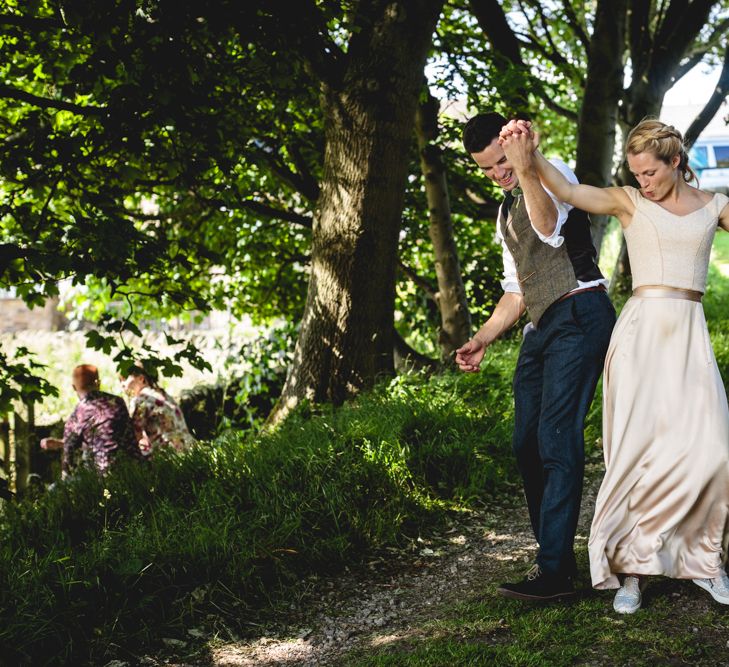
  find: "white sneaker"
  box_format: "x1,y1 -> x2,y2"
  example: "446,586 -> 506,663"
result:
692,573 -> 729,604
613,576 -> 642,614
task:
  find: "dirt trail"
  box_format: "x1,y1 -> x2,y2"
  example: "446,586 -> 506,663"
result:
197,467 -> 602,667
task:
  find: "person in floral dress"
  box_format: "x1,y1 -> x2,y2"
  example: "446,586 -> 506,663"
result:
120,365 -> 195,456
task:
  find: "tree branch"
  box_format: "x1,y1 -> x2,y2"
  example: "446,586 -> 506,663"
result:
654,0 -> 716,74
35,174 -> 62,242
467,0 -> 524,64
534,90 -> 579,122
0,244 -> 35,278
684,43 -> 729,148
559,0 -> 590,51
257,251 -> 311,305
237,199 -> 313,228
0,84 -> 106,116
533,2 -> 569,69
252,0 -> 345,89
392,327 -> 439,373
0,13 -> 63,31
673,17 -> 729,83
518,34 -> 577,75
460,188 -> 501,217
673,51 -> 710,83
255,145 -> 320,201
187,188 -> 313,229
627,0 -> 653,76
398,260 -> 437,302
286,143 -> 321,201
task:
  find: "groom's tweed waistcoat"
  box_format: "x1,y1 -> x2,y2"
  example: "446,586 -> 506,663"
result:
499,192 -> 603,326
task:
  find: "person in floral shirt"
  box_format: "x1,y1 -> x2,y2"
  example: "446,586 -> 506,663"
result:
40,365 -> 143,476
120,365 -> 195,456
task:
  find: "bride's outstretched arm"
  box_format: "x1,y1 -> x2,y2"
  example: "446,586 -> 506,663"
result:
500,120 -> 632,220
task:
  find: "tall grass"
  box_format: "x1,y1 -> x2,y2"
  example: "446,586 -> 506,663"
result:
3,235 -> 729,665
0,347 -> 522,665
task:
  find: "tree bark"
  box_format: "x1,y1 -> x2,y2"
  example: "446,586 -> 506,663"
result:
415,86 -> 472,363
610,0 -> 723,292
270,0 -> 445,423
574,0 -> 628,255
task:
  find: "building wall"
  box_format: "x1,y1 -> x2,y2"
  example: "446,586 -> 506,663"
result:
0,297 -> 66,333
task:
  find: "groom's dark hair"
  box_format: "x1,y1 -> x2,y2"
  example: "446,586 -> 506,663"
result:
462,111 -> 531,154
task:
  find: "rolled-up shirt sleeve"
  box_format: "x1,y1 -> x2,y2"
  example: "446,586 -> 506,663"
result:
494,209 -> 521,294
535,158 -> 578,248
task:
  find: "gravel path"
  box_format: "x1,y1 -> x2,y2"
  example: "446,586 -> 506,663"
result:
199,465 -> 603,667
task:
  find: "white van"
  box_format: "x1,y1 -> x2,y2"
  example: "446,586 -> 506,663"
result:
689,138 -> 729,194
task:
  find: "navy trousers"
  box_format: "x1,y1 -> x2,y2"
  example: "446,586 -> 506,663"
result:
512,290 -> 615,577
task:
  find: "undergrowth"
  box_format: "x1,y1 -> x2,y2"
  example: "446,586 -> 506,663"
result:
3,247 -> 729,664
0,342 -> 522,665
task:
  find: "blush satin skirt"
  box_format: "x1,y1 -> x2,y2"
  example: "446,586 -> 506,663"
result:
589,288 -> 729,589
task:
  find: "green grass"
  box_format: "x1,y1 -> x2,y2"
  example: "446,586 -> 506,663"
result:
2,234 -> 729,665
340,546 -> 729,667
0,351 -> 524,665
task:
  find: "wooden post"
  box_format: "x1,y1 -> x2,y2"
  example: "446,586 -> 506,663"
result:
13,401 -> 34,494
0,415 -> 9,479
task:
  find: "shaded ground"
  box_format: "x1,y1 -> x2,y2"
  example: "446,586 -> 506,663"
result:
207,501 -> 538,666
127,460 -> 729,667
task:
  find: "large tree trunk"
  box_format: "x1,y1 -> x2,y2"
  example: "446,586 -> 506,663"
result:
574,0 -> 628,255
415,86 -> 472,363
609,0 -> 720,292
270,0 -> 444,423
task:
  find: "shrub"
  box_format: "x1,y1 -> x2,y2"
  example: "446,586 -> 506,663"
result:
0,348 -> 524,664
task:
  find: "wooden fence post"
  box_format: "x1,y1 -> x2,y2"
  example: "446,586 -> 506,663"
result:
0,415 -> 10,479
13,401 -> 34,494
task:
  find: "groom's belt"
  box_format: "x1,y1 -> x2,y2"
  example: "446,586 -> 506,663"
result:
554,285 -> 607,304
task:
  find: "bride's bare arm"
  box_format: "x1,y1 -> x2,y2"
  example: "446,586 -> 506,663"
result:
499,121 -> 633,223
531,150 -> 627,217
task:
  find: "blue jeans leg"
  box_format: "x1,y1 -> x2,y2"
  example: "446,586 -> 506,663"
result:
512,327 -> 545,543
513,292 -> 615,577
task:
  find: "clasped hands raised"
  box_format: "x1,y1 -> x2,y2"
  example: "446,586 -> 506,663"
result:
498,119 -> 540,171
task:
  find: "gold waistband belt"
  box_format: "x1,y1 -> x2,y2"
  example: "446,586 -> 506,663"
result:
632,286 -> 702,302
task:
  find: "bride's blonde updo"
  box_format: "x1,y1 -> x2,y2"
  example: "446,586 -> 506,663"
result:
626,119 -> 697,183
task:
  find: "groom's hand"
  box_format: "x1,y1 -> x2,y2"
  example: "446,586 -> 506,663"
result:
500,122 -> 539,172
500,119 -> 540,148
455,337 -> 486,372
499,118 -> 533,139
500,133 -> 534,172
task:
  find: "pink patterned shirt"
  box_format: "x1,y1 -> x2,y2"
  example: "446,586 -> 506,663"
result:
63,391 -> 142,474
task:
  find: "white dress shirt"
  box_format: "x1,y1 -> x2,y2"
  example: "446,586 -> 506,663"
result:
494,158 -> 608,294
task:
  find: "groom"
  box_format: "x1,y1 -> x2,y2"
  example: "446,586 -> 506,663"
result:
456,113 -> 615,600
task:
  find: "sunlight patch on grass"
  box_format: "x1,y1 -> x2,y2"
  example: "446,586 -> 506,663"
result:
369,632 -> 413,648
